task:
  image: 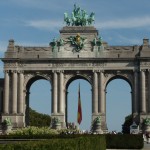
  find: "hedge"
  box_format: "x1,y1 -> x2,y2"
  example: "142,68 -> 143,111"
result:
0,134 -> 143,149
106,134 -> 143,149
0,135 -> 106,150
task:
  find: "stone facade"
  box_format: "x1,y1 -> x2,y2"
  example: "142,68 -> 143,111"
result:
1,26 -> 150,131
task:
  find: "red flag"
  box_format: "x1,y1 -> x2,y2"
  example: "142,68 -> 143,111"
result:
77,84 -> 82,124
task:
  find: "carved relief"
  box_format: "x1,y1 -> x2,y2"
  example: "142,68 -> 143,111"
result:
24,72 -> 52,89
4,63 -> 17,67
64,72 -> 92,88
51,62 -> 106,68
141,62 -> 150,67
24,73 -> 34,87
103,71 -> 133,89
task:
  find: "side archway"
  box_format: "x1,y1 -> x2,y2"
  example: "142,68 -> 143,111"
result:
24,75 -> 52,126
105,75 -> 132,132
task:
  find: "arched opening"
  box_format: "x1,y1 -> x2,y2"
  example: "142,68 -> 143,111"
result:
106,76 -> 132,133
25,76 -> 51,126
66,76 -> 92,131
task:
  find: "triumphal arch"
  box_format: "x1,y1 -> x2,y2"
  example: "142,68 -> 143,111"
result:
1,5 -> 150,131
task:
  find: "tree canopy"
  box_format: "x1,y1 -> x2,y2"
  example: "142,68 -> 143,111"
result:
29,107 -> 51,127
122,114 -> 132,134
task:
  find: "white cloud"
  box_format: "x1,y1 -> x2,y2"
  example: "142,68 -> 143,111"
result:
25,16 -> 150,31
0,41 -> 7,53
10,0 -> 67,11
24,20 -> 63,31
96,16 -> 150,29
117,35 -> 142,45
15,41 -> 49,47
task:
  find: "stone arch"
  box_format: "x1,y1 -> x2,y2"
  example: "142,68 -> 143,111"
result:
65,73 -> 92,89
24,73 -> 52,90
24,74 -> 52,126
105,74 -> 133,90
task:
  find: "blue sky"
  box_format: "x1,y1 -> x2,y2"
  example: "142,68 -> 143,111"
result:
0,0 -> 150,132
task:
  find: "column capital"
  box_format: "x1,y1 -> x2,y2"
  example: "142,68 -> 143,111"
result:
11,70 -> 18,73
99,70 -> 104,73
140,69 -> 146,72
57,70 -> 64,73
93,70 -> 99,73
60,70 -> 64,73
18,70 -> 24,74
52,70 -> 58,73
3,70 -> 9,73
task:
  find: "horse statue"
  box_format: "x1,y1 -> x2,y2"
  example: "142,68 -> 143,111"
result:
81,10 -> 88,26
71,12 -> 77,26
73,4 -> 81,18
64,12 -> 71,26
87,12 -> 95,25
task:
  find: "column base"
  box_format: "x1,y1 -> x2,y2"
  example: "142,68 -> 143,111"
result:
92,113 -> 108,133
1,114 -> 25,128
51,113 -> 66,129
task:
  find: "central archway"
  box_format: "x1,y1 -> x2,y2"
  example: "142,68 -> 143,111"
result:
66,75 -> 92,131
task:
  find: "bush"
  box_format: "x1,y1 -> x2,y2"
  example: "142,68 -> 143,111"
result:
106,134 -> 143,149
9,126 -> 59,136
0,135 -> 106,150
122,114 -> 132,134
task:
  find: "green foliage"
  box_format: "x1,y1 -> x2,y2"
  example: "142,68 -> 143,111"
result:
91,116 -> 101,132
29,108 -> 51,127
0,135 -> 106,150
59,128 -> 80,135
0,134 -> 143,149
143,118 -> 150,126
1,118 -> 12,126
106,134 -> 143,149
9,126 -> 59,136
122,114 -> 132,134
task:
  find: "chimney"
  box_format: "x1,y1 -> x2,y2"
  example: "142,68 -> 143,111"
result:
143,38 -> 149,47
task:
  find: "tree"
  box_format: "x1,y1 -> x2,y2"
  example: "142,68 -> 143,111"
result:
122,114 -> 132,134
29,107 -> 51,127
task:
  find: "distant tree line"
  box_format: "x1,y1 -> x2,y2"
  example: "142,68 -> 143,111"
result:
29,107 -> 51,127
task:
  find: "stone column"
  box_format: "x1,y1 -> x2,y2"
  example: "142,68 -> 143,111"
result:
92,71 -> 98,114
12,71 -> 18,114
98,71 -> 105,114
3,70 -> 10,114
148,70 -> 150,112
65,90 -> 68,126
52,71 -> 58,114
59,71 -> 64,114
140,70 -> 146,113
104,89 -> 107,121
25,90 -> 30,126
18,71 -> 24,114
133,71 -> 138,114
